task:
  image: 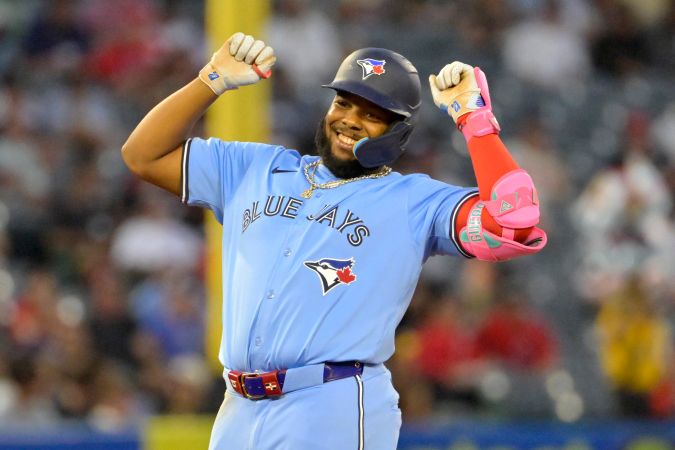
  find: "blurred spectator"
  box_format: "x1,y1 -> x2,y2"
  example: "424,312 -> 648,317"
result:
40,74 -> 124,142
619,0 -> 671,28
8,270 -> 59,350
0,355 -> 58,425
0,77 -> 50,229
389,333 -> 435,422
455,0 -> 513,54
652,102 -> 675,164
647,1 -> 675,74
88,360 -> 146,431
591,2 -> 652,77
162,354 -> 212,414
110,186 -> 202,274
413,293 -> 487,411
0,3 -> 22,74
130,271 -> 205,358
572,111 -> 672,300
266,0 -> 343,149
506,112 -> 571,233
130,329 -> 169,412
649,358 -> 675,418
475,289 -> 558,371
83,0 -> 165,87
49,322 -> 99,419
457,260 -> 498,307
21,0 -> 91,75
501,0 -> 591,91
388,279 -> 439,422
49,138 -> 116,235
266,0 -> 342,95
595,276 -> 673,417
88,267 -> 138,366
508,0 -> 596,32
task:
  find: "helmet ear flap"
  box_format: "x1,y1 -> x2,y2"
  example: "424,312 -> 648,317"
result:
353,121 -> 413,168
393,121 -> 414,147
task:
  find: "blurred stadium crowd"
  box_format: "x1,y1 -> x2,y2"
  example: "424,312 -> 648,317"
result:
0,0 -> 674,432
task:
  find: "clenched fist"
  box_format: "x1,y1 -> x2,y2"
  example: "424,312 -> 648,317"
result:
429,61 -> 500,140
199,32 -> 276,95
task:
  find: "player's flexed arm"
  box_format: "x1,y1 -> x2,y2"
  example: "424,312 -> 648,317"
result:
121,33 -> 275,195
429,62 -> 547,261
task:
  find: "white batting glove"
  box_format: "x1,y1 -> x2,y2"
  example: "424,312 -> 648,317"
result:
199,32 -> 276,95
429,61 -> 485,124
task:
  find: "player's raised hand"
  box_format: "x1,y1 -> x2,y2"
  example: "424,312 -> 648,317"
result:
429,61 -> 490,124
429,61 -> 500,140
199,32 -> 276,95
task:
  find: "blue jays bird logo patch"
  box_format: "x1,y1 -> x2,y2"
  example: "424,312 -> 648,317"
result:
304,258 -> 357,295
356,58 -> 386,80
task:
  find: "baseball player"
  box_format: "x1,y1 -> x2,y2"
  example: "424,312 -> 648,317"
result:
122,32 -> 546,450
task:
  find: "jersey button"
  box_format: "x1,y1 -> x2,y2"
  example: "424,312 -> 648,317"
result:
283,249 -> 292,257
315,192 -> 322,198
266,290 -> 275,299
255,336 -> 263,346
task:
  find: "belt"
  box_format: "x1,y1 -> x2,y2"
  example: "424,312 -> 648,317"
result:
226,361 -> 364,400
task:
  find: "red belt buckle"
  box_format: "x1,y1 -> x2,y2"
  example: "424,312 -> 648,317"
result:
227,370 -> 245,396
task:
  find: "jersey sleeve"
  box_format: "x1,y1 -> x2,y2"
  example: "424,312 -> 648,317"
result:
180,137 -> 282,222
407,175 -> 478,260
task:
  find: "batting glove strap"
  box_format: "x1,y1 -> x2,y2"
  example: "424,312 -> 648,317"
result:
199,63 -> 237,94
459,109 -> 501,141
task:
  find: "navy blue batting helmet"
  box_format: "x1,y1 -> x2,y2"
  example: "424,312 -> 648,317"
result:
323,48 -> 421,118
322,48 -> 421,167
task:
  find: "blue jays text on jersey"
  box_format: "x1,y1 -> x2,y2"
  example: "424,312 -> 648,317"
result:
181,137 -> 477,373
241,196 -> 371,246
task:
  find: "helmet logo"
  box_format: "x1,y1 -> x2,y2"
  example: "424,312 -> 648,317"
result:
356,58 -> 386,80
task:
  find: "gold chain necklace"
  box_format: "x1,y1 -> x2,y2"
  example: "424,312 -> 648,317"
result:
301,160 -> 392,198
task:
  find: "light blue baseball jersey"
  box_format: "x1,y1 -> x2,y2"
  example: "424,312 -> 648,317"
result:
181,137 -> 477,372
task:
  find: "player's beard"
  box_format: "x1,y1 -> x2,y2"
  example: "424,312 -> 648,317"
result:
314,119 -> 380,179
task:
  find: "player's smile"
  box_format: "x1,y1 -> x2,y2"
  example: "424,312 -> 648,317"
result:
328,124 -> 365,161
332,130 -> 361,157
336,131 -> 358,149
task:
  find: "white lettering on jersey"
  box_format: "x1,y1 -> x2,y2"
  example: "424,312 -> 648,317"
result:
241,196 -> 371,246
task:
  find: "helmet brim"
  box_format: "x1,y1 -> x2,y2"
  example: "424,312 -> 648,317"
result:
322,80 -> 412,118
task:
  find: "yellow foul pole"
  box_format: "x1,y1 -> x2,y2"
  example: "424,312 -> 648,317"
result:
204,0 -> 271,372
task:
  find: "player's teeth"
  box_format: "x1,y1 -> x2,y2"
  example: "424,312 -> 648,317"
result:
338,134 -> 356,146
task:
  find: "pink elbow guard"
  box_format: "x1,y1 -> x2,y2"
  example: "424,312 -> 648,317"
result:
459,169 -> 548,261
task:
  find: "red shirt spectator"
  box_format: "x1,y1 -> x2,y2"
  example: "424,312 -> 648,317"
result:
414,297 -> 484,385
476,295 -> 557,370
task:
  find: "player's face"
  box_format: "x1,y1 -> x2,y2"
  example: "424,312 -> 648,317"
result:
323,93 -> 396,162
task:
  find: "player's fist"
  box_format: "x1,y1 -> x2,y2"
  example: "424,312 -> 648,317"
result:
429,62 -> 500,140
199,32 -> 276,95
429,61 -> 486,123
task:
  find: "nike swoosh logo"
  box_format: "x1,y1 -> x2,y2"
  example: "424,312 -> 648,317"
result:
272,167 -> 298,174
